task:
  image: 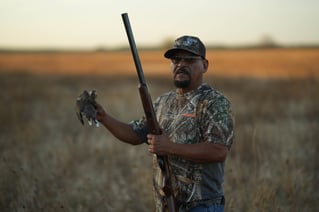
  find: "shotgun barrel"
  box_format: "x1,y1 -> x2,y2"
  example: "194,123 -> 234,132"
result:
121,13 -> 177,212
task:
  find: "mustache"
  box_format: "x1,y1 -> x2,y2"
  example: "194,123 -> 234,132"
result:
174,67 -> 190,77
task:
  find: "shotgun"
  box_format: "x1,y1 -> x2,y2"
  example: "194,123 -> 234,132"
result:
121,13 -> 177,212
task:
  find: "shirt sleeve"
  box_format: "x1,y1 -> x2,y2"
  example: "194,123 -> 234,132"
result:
129,117 -> 149,144
201,96 -> 234,149
129,97 -> 162,144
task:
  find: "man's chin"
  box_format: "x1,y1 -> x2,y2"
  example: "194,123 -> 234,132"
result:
174,80 -> 191,88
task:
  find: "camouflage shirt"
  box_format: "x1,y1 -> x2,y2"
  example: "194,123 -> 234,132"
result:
131,83 -> 234,211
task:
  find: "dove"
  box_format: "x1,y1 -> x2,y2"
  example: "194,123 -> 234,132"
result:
76,90 -> 99,127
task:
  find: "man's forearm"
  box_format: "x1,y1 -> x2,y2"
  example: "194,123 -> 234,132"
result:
169,142 -> 228,163
147,134 -> 228,163
99,113 -> 143,145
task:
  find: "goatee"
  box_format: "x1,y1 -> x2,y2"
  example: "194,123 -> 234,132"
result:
173,67 -> 191,88
174,79 -> 191,88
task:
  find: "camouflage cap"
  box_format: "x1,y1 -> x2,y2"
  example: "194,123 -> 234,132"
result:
164,35 -> 206,59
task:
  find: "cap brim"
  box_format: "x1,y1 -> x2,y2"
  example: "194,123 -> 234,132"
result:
164,47 -> 202,58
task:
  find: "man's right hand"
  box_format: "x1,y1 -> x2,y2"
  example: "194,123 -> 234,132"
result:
94,102 -> 108,124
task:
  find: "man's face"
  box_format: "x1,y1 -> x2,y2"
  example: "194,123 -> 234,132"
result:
170,50 -> 208,92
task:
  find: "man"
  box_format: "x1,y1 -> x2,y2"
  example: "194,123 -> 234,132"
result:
95,35 -> 234,212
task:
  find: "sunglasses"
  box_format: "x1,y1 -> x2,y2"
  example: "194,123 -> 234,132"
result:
170,55 -> 203,65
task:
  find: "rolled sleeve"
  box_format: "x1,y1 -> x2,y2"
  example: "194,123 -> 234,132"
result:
129,118 -> 149,144
202,97 -> 234,149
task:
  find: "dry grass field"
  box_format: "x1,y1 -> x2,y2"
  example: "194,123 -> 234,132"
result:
1,48 -> 319,78
0,49 -> 318,211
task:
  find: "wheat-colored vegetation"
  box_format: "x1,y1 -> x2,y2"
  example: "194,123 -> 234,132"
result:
1,48 -> 319,78
0,49 -> 318,211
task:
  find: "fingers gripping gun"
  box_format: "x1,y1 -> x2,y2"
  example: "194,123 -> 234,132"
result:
121,13 -> 177,212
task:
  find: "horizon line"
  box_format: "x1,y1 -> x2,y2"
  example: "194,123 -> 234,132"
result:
1,43 -> 319,53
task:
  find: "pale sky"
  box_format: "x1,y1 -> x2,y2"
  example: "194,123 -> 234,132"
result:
1,0 -> 319,49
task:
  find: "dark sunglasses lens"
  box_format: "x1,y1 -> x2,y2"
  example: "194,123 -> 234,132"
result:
171,57 -> 181,64
184,58 -> 196,63
171,56 -> 201,64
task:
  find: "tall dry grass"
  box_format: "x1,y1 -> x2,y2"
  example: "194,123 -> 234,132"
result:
0,70 -> 318,211
1,49 -> 319,78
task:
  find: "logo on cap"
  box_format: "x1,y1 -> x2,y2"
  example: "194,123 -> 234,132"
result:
176,36 -> 199,49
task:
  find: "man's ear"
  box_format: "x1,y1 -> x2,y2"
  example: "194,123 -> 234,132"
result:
202,59 -> 209,73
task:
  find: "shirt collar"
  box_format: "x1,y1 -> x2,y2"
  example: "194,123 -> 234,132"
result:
176,83 -> 207,98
